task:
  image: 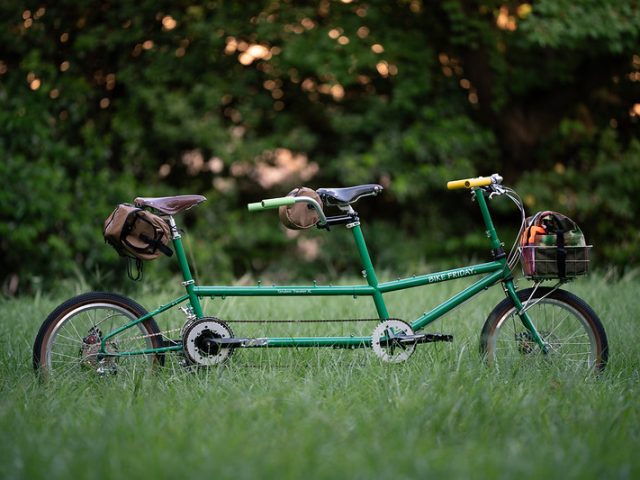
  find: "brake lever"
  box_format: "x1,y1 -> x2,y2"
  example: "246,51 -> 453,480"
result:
488,184 -> 507,200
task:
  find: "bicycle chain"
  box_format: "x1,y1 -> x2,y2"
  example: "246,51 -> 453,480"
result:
121,318 -> 401,342
223,318 -> 385,324
122,327 -> 182,343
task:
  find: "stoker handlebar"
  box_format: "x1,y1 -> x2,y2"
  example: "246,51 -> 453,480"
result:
247,197 -> 296,211
248,196 -> 328,226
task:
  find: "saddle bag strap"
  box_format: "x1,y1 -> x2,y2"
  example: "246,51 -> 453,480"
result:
121,211 -> 173,257
120,208 -> 141,245
139,233 -> 173,257
127,258 -> 144,281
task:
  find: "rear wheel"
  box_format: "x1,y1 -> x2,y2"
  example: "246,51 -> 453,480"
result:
33,292 -> 165,377
480,288 -> 608,372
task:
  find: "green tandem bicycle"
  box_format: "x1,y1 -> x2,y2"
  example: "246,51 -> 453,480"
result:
33,174 -> 609,376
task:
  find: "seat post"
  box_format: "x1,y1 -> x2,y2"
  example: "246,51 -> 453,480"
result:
168,216 -> 203,317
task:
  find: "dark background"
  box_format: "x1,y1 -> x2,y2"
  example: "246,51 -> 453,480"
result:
1,0 -> 639,294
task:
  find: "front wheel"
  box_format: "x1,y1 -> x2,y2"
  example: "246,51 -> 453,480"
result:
33,292 -> 165,377
480,288 -> 608,372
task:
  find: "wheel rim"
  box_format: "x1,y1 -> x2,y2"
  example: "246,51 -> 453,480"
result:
489,298 -> 599,371
44,303 -> 157,377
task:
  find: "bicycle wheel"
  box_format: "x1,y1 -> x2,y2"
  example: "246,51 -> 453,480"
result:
480,287 -> 608,372
33,292 -> 165,377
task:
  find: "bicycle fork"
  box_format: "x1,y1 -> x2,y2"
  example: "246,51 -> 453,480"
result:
502,279 -> 549,353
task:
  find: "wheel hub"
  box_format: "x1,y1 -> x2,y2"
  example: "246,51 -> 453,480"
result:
515,330 -> 558,355
80,327 -> 118,374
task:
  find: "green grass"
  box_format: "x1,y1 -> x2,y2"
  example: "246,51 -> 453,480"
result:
1,273 -> 639,479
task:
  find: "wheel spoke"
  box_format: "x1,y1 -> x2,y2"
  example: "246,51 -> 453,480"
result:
50,360 -> 83,377
65,319 -> 85,344
36,295 -> 163,377
483,289 -> 606,372
547,313 -> 571,336
50,341 -> 83,350
560,329 -> 589,344
54,333 -> 84,345
50,350 -> 81,360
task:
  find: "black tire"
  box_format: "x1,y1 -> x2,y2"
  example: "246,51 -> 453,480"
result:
33,292 -> 165,377
480,287 -> 608,372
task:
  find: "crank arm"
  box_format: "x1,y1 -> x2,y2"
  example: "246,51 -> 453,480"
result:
372,333 -> 453,348
380,333 -> 453,346
410,333 -> 453,344
164,336 -> 265,349
211,337 -> 269,347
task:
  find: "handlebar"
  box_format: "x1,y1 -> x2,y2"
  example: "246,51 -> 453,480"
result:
248,195 -> 328,226
447,174 -> 503,190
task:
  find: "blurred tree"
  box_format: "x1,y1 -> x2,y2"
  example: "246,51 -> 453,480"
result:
0,0 -> 638,294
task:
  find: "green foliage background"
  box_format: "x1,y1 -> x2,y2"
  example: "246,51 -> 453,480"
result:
1,0 -> 639,293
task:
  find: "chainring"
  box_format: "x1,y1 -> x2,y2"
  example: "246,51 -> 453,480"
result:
371,319 -> 416,363
182,317 -> 234,366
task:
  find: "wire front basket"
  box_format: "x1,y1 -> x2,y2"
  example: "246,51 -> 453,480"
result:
520,245 -> 591,280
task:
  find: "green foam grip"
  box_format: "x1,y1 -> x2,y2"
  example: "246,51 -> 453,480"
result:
260,197 -> 296,209
247,202 -> 264,212
247,197 -> 296,211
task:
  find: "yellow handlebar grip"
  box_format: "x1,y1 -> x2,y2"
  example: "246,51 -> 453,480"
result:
447,176 -> 493,190
447,179 -> 470,190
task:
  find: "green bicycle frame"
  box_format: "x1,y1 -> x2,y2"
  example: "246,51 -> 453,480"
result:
102,188 -> 546,356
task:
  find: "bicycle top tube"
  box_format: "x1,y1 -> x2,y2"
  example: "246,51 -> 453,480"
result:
170,174 -> 511,297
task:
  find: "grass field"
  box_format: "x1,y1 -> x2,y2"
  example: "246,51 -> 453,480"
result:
1,272 -> 639,479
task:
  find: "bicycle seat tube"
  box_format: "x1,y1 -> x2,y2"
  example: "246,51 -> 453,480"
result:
168,216 -> 204,318
347,213 -> 390,319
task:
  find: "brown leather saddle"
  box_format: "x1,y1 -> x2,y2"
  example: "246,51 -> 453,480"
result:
134,195 -> 206,215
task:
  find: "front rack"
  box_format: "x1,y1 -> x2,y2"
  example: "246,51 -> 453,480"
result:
520,245 -> 592,280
